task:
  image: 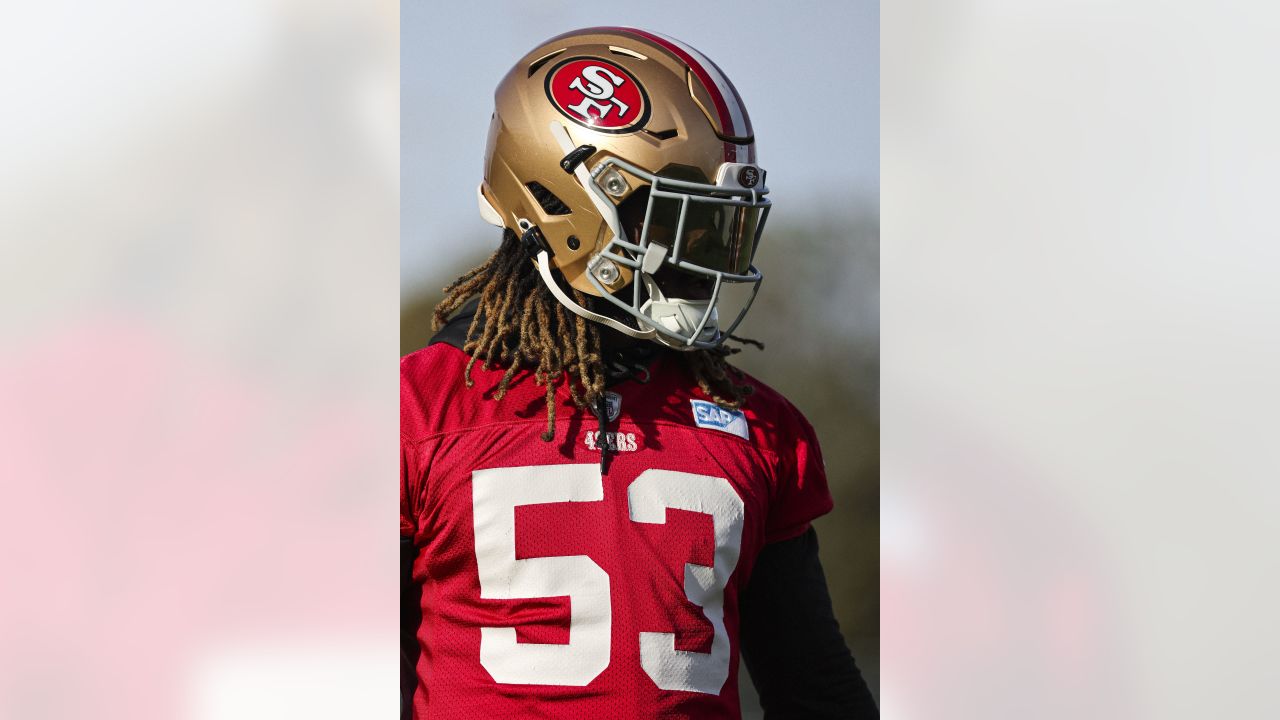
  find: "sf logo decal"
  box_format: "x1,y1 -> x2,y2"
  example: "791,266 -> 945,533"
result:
547,57 -> 650,133
568,65 -> 630,120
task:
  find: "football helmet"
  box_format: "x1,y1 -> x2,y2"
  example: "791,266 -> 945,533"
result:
479,27 -> 770,350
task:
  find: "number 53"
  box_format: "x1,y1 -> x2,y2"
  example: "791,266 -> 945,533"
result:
472,464 -> 745,695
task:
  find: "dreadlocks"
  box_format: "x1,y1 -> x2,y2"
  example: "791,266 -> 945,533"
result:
432,231 -> 754,442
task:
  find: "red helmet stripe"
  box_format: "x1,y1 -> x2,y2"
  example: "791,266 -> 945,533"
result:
605,27 -> 751,138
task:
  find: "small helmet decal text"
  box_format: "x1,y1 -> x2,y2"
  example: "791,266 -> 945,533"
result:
738,166 -> 761,188
546,57 -> 650,133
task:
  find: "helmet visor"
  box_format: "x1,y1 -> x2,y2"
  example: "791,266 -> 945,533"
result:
623,187 -> 766,277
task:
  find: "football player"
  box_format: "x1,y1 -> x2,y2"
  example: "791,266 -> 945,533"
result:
402,27 -> 877,719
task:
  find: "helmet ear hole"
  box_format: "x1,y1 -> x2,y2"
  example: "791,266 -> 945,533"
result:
525,182 -> 572,216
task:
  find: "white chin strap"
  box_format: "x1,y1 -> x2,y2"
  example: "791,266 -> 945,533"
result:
533,250 -> 655,340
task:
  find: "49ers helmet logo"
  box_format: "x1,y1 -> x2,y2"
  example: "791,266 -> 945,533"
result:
546,57 -> 650,134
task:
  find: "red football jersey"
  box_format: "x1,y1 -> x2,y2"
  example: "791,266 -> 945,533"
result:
401,342 -> 832,719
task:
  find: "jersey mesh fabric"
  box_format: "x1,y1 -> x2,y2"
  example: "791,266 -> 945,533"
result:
401,343 -> 833,720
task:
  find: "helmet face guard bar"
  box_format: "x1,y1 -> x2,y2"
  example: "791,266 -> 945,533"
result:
581,156 -> 770,350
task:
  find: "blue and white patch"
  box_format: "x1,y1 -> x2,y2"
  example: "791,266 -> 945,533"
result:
689,399 -> 750,440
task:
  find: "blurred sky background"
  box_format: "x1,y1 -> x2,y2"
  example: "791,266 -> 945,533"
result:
1,1 -> 399,718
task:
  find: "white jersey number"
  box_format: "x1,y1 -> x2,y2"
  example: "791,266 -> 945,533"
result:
472,464 -> 611,686
471,464 -> 745,693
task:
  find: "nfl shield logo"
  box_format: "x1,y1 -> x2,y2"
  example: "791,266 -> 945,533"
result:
604,391 -> 622,422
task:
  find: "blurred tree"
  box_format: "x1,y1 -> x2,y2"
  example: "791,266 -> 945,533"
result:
400,246 -> 489,358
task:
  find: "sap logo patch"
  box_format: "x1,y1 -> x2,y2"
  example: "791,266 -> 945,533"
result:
689,399 -> 749,440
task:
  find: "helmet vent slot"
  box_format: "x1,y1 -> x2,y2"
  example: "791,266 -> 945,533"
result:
526,182 -> 572,216
527,49 -> 566,77
642,128 -> 679,141
609,46 -> 648,61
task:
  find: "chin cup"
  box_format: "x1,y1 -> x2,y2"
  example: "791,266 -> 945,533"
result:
639,273 -> 720,348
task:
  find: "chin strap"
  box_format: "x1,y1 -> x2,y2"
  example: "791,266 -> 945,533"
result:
549,121 -> 624,238
531,247 -> 654,340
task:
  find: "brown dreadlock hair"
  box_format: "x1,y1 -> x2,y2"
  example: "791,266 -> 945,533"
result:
432,231 -> 755,442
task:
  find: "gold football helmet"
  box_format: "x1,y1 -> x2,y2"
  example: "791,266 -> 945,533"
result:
478,27 -> 770,350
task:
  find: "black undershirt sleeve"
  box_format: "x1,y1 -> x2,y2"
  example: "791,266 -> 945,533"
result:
401,536 -> 421,720
740,527 -> 879,719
